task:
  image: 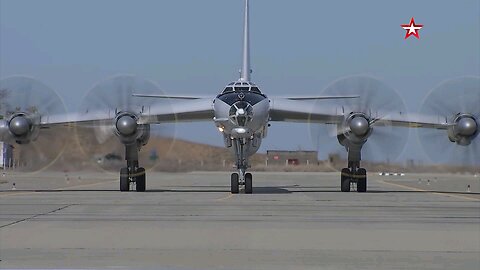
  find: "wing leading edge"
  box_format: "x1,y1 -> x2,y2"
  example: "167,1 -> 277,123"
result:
39,98 -> 215,127
269,98 -> 449,130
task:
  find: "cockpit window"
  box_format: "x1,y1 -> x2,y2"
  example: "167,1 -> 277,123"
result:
217,82 -> 266,99
250,87 -> 261,93
222,87 -> 234,93
235,87 -> 250,92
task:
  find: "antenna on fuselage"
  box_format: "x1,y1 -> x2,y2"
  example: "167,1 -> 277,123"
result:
239,0 -> 251,82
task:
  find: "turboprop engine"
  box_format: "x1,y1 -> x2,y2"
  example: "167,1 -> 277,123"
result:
114,112 -> 150,146
337,113 -> 373,147
1,113 -> 40,144
448,114 -> 478,146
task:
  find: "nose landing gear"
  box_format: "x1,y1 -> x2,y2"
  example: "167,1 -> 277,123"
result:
230,172 -> 253,194
230,138 -> 253,194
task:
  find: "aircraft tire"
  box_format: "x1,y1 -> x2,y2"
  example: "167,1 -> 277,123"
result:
341,168 -> 351,192
357,168 -> 367,193
231,173 -> 239,194
120,167 -> 129,192
136,167 -> 146,192
245,173 -> 253,194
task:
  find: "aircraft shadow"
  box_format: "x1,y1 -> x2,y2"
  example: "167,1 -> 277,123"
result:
366,190 -> 479,195
0,189 -> 118,193
147,189 -> 227,193
252,187 -> 291,194
0,189 -> 477,196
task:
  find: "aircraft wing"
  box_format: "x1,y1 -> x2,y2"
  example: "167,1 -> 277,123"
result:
139,98 -> 214,123
269,98 -> 449,129
39,98 -> 214,127
370,112 -> 449,130
272,95 -> 359,101
132,94 -> 212,100
39,97 -> 449,130
268,98 -> 344,123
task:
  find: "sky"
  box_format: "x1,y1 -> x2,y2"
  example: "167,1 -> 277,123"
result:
1,0 -> 479,164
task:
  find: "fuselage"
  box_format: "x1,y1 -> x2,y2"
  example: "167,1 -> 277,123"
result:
213,80 -> 269,156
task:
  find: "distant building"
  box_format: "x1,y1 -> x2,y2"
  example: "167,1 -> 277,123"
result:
266,150 -> 318,166
0,142 -> 13,168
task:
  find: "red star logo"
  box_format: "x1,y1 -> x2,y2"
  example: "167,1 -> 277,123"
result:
401,17 -> 423,39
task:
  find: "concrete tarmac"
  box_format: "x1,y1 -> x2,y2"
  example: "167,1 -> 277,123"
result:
0,171 -> 479,269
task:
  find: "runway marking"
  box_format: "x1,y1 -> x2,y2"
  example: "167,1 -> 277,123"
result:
0,180 -> 118,198
216,193 -> 235,201
0,191 -> 37,198
377,179 -> 480,202
55,180 -> 118,190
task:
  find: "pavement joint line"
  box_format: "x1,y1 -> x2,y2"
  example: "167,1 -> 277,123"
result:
377,179 -> 480,202
0,204 -> 75,229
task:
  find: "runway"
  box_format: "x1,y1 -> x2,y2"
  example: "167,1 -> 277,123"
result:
0,171 -> 479,269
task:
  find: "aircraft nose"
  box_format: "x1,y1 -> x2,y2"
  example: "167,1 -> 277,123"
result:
229,101 -> 253,127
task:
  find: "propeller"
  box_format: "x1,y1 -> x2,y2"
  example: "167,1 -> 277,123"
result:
418,76 -> 479,166
75,75 -> 177,172
0,76 -> 68,172
309,75 -> 409,166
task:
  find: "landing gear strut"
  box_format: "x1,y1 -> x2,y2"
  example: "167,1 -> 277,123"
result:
341,161 -> 367,193
119,144 -> 146,192
230,138 -> 253,194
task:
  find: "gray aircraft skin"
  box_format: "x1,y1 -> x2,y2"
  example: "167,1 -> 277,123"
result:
0,0 -> 478,193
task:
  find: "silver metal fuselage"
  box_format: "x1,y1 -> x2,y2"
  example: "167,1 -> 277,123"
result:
213,82 -> 269,157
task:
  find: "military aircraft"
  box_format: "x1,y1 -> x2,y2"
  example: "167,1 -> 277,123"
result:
1,0 -> 478,193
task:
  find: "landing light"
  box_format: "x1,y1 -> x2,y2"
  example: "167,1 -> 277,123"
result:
218,127 -> 224,132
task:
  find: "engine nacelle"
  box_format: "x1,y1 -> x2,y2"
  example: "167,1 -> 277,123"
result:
114,112 -> 150,145
0,120 -> 8,141
0,113 -> 39,144
448,114 -> 478,146
337,113 -> 372,146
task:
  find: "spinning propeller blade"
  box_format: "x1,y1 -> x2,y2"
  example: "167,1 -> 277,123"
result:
418,76 -> 479,166
309,75 -> 409,166
75,75 -> 177,172
0,76 -> 68,172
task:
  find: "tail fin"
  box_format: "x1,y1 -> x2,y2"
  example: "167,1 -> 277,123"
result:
240,0 -> 251,82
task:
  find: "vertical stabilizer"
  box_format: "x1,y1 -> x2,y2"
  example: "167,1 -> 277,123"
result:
240,0 -> 251,82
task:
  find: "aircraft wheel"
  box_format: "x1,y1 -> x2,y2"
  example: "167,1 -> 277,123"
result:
231,173 -> 239,194
341,168 -> 351,192
120,167 -> 129,192
245,173 -> 253,194
136,167 -> 146,192
357,168 -> 367,193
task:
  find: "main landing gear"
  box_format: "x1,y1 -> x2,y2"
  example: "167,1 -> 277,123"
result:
120,164 -> 146,192
341,162 -> 367,193
119,144 -> 146,192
